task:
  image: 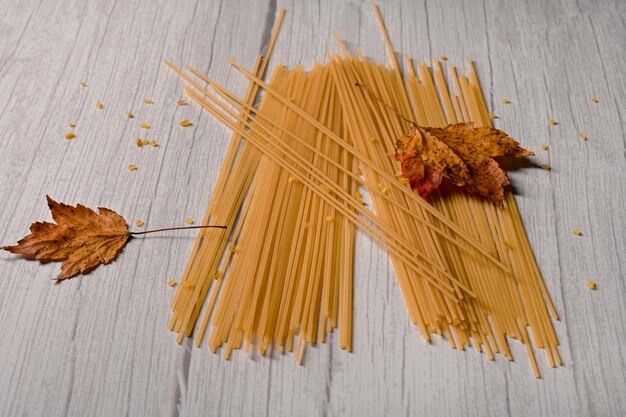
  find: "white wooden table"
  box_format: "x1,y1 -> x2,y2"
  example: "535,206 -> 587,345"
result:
1,0 -> 625,416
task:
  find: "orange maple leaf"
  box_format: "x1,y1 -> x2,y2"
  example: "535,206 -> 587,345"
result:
395,123 -> 534,205
2,197 -> 227,281
2,196 -> 130,281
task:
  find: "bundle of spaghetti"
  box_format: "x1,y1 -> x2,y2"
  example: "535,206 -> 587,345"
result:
327,51 -> 561,376
168,59 -> 359,361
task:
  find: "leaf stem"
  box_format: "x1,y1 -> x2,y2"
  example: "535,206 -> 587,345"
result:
355,82 -> 418,127
129,225 -> 227,236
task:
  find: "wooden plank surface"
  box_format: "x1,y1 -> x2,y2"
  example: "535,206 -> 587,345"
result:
0,0 -> 625,416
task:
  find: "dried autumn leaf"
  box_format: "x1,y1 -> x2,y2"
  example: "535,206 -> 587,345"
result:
395,122 -> 533,205
2,196 -> 130,281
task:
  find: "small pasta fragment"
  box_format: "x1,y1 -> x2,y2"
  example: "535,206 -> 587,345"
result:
179,119 -> 193,127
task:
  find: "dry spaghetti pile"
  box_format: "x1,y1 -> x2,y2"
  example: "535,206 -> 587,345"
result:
165,7 -> 560,377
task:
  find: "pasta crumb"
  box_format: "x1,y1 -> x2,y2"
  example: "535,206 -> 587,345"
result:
540,144 -> 548,151
139,122 -> 150,129
127,112 -> 134,119
96,101 -> 103,110
179,119 -> 192,127
542,164 -> 551,170
573,228 -> 582,236
440,55 -> 448,61
502,99 -> 511,104
177,100 -> 187,106
591,98 -> 599,103
150,140 -> 158,147
488,112 -> 497,119
128,164 -> 137,171
586,280 -> 596,290
65,132 -> 75,140
167,280 -> 178,287
135,219 -> 144,227
68,122 -> 75,128
548,118 -> 557,126
136,139 -> 148,147
79,81 -> 87,88
578,132 -> 587,141
144,98 -> 154,104
185,217 -> 194,225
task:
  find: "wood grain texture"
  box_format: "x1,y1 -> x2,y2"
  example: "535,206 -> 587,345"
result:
0,0 -> 625,416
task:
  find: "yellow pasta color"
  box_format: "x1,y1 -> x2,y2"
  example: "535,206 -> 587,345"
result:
128,164 -> 137,171
177,100 -> 188,106
144,98 -> 154,104
96,101 -> 103,110
167,280 -> 178,287
586,280 -> 597,290
68,122 -> 75,128
185,217 -> 194,225
139,122 -> 150,129
65,132 -> 75,140
135,219 -> 144,227
127,112 -> 134,119
573,228 -> 582,236
179,119 -> 193,127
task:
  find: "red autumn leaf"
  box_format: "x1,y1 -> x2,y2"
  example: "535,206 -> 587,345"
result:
395,123 -> 533,205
